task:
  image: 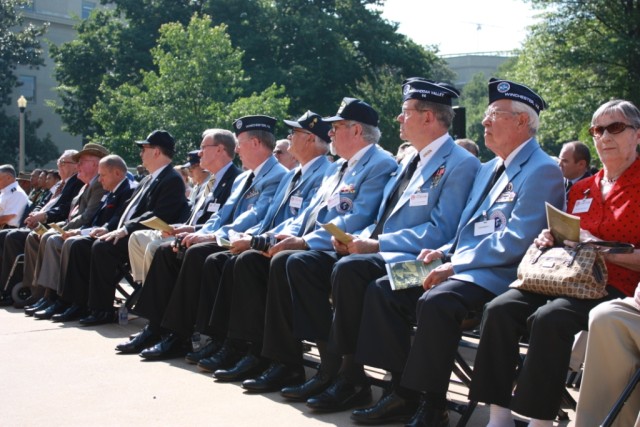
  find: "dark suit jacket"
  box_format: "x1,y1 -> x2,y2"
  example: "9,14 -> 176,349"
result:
91,179 -> 135,231
122,165 -> 189,234
45,174 -> 84,223
194,164 -> 241,228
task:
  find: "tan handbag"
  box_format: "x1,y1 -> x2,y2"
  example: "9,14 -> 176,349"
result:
510,241 -> 634,299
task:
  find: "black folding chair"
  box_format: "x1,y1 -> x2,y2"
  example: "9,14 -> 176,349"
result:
600,367 -> 640,427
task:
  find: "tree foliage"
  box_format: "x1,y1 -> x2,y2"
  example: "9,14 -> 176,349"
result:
507,0 -> 640,159
52,0 -> 452,157
91,15 -> 289,165
0,0 -> 58,167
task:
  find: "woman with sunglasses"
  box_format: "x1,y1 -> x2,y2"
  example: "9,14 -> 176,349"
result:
469,99 -> 640,427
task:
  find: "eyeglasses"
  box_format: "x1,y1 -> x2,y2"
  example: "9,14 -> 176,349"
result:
330,123 -> 355,133
588,122 -> 636,138
200,144 -> 219,150
288,128 -> 311,138
57,160 -> 77,165
483,109 -> 518,121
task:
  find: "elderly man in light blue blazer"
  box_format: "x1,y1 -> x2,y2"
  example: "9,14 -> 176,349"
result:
205,98 -> 398,385
352,79 -> 565,427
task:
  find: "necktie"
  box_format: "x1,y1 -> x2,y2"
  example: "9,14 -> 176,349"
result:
53,180 -> 65,198
371,154 -> 420,239
270,168 -> 302,229
68,184 -> 87,220
448,162 -> 505,256
91,192 -> 113,226
232,172 -> 255,217
302,161 -> 348,235
118,175 -> 152,227
188,176 -> 216,225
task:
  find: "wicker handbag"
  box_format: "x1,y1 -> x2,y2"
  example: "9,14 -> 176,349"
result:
510,241 -> 634,299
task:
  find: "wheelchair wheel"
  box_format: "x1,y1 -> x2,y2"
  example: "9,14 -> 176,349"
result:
11,282 -> 31,304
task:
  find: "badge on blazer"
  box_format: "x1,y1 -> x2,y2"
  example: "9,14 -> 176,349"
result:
339,184 -> 356,194
496,182 -> 516,203
490,210 -> 507,231
337,196 -> 354,213
244,189 -> 259,199
430,165 -> 446,188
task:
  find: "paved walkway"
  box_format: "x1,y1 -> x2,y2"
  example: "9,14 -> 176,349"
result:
0,306 -> 576,426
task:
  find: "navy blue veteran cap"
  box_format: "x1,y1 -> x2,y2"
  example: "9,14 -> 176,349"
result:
232,115 -> 277,136
402,77 -> 460,105
488,78 -> 547,115
324,97 -> 379,127
283,111 -> 331,143
135,130 -> 176,152
182,150 -> 200,168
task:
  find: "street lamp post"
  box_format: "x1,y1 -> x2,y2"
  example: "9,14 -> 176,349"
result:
17,95 -> 27,173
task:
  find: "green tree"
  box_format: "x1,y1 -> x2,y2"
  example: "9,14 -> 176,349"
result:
460,72 -> 493,161
92,15 -> 289,165
0,0 -> 58,167
507,0 -> 640,158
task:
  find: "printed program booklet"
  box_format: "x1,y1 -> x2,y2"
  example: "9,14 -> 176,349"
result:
385,258 -> 443,291
545,202 -> 580,244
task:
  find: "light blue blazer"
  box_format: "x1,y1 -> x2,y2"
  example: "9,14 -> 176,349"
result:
295,144 -> 397,250
446,138 -> 565,295
200,156 -> 287,239
360,138 -> 481,263
247,155 -> 330,236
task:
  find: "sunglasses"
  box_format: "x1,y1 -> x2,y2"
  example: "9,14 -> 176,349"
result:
588,122 -> 636,138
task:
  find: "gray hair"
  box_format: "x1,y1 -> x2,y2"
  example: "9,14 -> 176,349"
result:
592,99 -> 640,128
510,100 -> 540,135
202,128 -> 237,158
99,154 -> 128,174
415,99 -> 455,128
358,122 -> 382,145
60,149 -> 78,160
0,164 -> 16,178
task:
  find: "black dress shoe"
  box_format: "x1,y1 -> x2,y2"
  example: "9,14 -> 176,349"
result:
405,401 -> 449,427
15,293 -> 41,309
185,339 -> 221,364
140,334 -> 188,360
214,354 -> 270,382
115,325 -> 161,354
306,377 -> 372,412
34,300 -> 68,320
281,371 -> 333,402
196,343 -> 242,373
52,305 -> 89,322
79,310 -> 115,326
351,392 -> 419,424
242,362 -> 305,392
25,298 -> 51,316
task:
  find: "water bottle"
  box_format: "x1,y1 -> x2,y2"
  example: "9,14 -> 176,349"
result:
191,332 -> 202,351
118,305 -> 128,325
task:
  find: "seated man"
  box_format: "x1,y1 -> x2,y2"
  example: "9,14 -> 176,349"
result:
347,79 -> 565,426
0,164 -> 29,229
117,115 -> 287,355
127,130 -> 239,283
23,143 -> 108,318
75,130 -> 190,326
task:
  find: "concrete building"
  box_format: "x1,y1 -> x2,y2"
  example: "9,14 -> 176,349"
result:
11,1 -> 112,169
444,52 -> 514,87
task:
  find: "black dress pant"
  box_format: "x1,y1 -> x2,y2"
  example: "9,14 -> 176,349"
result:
134,241 -> 222,330
162,247 -> 230,337
87,237 -> 129,310
469,286 -> 624,420
400,279 -> 494,396
0,229 -> 29,287
60,236 -> 94,306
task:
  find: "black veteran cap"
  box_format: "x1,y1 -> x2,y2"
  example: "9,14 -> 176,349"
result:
182,150 -> 200,168
135,130 -> 176,153
324,97 -> 379,127
402,78 -> 460,105
232,115 -> 277,136
283,111 -> 331,143
488,78 -> 547,115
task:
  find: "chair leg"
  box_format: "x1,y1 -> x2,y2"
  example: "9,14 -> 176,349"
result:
600,368 -> 640,427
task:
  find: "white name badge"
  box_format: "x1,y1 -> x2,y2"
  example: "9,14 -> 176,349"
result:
100,194 -> 108,202
572,198 -> 592,214
474,219 -> 495,236
207,203 -> 220,213
496,191 -> 516,203
289,195 -> 303,209
410,192 -> 429,206
327,193 -> 340,209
